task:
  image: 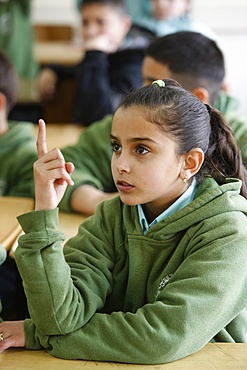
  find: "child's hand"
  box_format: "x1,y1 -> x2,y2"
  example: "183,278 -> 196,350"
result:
34,119 -> 74,211
83,34 -> 119,54
37,68 -> 58,100
0,321 -> 25,352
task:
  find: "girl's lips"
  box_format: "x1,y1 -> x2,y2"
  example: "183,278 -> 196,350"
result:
117,180 -> 134,192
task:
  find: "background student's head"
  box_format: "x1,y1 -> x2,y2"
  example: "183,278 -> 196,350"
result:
151,0 -> 190,20
142,31 -> 225,105
80,0 -> 131,47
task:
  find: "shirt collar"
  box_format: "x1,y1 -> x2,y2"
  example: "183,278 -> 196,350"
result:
138,178 -> 197,234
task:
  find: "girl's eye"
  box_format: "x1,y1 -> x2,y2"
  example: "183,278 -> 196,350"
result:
136,146 -> 149,155
111,142 -> 121,152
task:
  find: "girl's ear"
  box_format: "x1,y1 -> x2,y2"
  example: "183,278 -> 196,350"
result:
191,87 -> 209,104
180,148 -> 204,181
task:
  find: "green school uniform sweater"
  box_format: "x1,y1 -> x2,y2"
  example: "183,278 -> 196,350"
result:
16,177 -> 247,364
0,122 -> 37,197
60,94 -> 247,212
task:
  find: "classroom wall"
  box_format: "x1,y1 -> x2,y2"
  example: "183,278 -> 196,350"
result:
31,0 -> 80,25
31,0 -> 247,117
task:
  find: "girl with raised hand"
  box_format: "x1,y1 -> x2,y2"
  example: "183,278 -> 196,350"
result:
1,79 -> 247,365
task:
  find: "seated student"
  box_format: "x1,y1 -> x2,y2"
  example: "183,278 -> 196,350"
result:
59,31 -> 247,215
0,50 -> 37,198
1,79 -> 247,364
123,0 -> 215,39
37,0 -> 155,126
0,50 -> 37,320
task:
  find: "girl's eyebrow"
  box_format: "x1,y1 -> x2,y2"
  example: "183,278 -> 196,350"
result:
110,134 -> 157,144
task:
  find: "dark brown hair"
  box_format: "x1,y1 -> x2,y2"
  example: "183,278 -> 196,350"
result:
81,0 -> 126,15
145,31 -> 225,105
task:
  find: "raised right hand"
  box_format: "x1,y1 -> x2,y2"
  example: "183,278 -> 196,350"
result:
34,119 -> 74,211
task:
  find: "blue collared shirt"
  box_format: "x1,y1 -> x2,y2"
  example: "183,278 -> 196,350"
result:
137,178 -> 197,234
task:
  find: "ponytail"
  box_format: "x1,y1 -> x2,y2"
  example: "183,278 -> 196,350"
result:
200,108 -> 247,198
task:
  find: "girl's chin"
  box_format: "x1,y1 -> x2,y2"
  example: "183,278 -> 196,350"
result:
119,195 -> 140,206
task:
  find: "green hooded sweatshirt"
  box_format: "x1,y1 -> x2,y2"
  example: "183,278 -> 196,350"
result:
0,122 -> 37,197
15,177 -> 247,364
60,93 -> 247,212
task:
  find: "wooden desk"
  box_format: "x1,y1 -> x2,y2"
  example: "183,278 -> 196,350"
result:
1,343 -> 247,369
34,41 -> 83,66
0,197 -> 34,252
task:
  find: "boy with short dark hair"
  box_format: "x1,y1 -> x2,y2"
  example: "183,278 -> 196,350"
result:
37,0 -> 154,126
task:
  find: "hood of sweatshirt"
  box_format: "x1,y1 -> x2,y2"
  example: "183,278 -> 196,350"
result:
120,177 -> 247,239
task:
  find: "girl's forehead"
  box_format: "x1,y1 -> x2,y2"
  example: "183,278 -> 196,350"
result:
112,107 -> 163,137
113,106 -> 145,125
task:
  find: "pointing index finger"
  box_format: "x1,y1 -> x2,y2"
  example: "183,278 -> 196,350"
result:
37,119 -> 48,158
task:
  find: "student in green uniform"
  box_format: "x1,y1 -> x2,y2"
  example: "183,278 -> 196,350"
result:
1,78 -> 247,365
0,0 -> 38,78
59,31 -> 247,215
0,49 -> 37,320
0,49 -> 37,198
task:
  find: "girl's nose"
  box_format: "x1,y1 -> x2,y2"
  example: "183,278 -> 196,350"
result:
115,152 -> 131,173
